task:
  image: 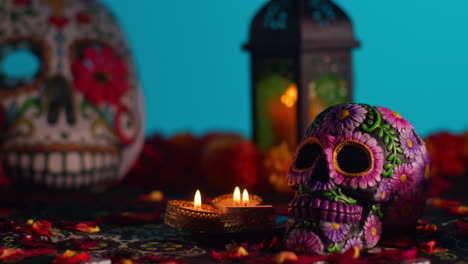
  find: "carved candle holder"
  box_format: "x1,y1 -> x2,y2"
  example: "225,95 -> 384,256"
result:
164,194 -> 275,234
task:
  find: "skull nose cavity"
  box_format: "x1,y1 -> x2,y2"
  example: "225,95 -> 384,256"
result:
45,75 -> 76,125
293,137 -> 322,171
312,154 -> 330,183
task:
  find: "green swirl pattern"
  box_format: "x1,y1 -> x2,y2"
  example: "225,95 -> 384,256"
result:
360,105 -> 403,178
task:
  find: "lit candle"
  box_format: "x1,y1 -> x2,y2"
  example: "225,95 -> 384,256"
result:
194,190 -> 202,210
233,186 -> 241,206
177,189 -> 212,212
211,187 -> 273,216
242,189 -> 249,206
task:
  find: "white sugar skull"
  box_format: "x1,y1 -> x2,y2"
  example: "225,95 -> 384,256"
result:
285,103 -> 430,254
0,0 -> 144,189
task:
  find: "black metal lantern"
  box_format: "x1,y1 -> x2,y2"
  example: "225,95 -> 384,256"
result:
244,0 -> 359,152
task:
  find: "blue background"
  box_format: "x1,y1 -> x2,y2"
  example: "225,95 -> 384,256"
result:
103,0 -> 468,138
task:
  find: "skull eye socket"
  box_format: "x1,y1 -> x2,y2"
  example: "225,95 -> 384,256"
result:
333,139 -> 373,177
0,39 -> 47,95
293,137 -> 322,171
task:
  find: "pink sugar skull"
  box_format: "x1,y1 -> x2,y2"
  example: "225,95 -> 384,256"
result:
285,103 -> 430,254
0,0 -> 144,189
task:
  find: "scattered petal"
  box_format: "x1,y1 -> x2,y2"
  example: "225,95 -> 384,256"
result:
52,250 -> 91,264
211,246 -> 250,260
138,190 -> 165,202
0,247 -> 56,261
419,240 -> 447,255
60,221 -> 100,233
21,235 -> 55,248
272,251 -> 298,264
449,205 -> 468,217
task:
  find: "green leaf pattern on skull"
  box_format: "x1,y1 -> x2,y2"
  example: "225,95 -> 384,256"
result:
360,105 -> 403,178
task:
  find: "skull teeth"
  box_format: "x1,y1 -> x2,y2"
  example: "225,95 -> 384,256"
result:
288,196 -> 363,223
3,151 -> 121,188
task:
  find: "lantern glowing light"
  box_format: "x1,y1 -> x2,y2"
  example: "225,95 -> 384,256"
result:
280,84 -> 298,108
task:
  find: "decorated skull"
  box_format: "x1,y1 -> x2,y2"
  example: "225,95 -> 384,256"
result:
285,103 -> 430,254
0,0 -> 144,189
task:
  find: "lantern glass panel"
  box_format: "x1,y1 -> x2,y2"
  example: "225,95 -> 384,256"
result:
254,57 -> 296,152
305,53 -> 350,122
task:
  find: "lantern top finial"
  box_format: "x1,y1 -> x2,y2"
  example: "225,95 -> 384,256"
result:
245,0 -> 358,52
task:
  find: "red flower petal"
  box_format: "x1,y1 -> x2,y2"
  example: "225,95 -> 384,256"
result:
0,247 -> 56,261
137,190 -> 165,202
112,80 -> 129,96
211,246 -> 250,260
111,59 -> 128,77
101,46 -> 117,62
76,11 -> 91,24
72,61 -> 95,77
418,240 -> 448,255
449,205 -> 468,217
429,198 -> 461,208
21,235 -> 55,248
83,47 -> 102,67
49,16 -> 69,28
72,45 -> 130,107
52,250 -> 91,264
20,220 -> 53,237
60,220 -> 100,233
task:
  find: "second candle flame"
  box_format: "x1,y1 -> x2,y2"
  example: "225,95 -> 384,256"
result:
242,189 -> 249,206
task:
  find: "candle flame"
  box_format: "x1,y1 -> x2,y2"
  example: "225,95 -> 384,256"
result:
280,84 -> 298,108
233,186 -> 241,205
242,189 -> 249,206
194,190 -> 202,209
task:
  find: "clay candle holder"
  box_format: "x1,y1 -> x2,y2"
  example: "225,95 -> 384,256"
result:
165,188 -> 275,234
164,190 -> 223,233
211,187 -> 273,213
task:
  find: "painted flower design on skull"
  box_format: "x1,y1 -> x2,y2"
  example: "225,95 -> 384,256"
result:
415,146 -> 431,182
390,164 -> 416,195
72,45 -> 129,106
373,180 -> 391,202
399,128 -> 420,159
325,131 -> 383,189
342,237 -> 363,252
323,104 -> 367,133
364,215 -> 381,248
285,229 -> 324,255
319,221 -> 350,242
376,106 -> 413,130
